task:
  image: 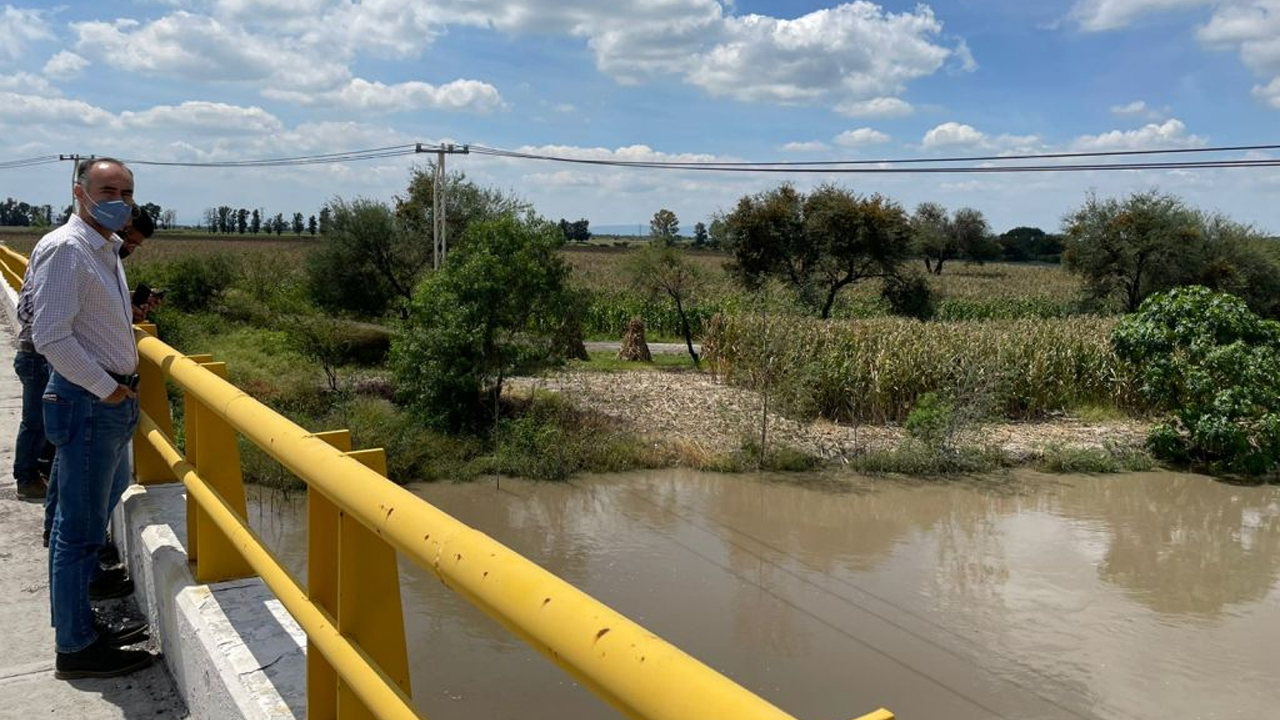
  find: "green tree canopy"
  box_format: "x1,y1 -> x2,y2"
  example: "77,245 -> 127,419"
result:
390,216 -> 575,431
724,183 -> 910,318
394,162 -> 529,253
1062,190 -> 1202,312
305,198 -> 411,317
1063,189 -> 1280,316
1113,286 -> 1280,474
650,208 -> 679,244
625,244 -> 706,366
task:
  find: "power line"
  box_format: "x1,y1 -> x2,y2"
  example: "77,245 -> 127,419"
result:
0,155 -> 61,170
468,144 -> 1280,174
472,142 -> 1280,168
120,144 -> 422,168
5,141 -> 1277,175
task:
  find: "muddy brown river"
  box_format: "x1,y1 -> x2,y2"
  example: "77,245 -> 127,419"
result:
246,469 -> 1280,720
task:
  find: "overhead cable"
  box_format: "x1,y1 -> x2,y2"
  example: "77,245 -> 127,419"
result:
467,143 -> 1280,174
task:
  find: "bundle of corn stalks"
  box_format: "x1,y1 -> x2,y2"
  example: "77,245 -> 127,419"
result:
617,317 -> 652,362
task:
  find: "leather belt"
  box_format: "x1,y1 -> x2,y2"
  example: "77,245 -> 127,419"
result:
18,340 -> 37,354
107,371 -> 140,391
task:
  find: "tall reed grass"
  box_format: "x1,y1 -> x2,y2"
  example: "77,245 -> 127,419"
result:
705,314 -> 1141,422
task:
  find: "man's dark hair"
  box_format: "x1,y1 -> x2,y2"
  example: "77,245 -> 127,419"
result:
76,157 -> 132,188
130,204 -> 155,238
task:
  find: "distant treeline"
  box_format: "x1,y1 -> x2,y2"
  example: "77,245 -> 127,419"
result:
201,206 -> 328,236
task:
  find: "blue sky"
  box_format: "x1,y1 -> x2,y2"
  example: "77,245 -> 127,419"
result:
2,0 -> 1278,234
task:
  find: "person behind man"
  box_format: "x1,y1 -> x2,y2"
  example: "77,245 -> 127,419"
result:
30,157 -> 156,678
12,283 -> 56,500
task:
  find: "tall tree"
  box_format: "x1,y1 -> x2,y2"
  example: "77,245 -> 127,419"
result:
292,212 -> 305,235
318,206 -> 331,235
217,206 -> 233,234
725,183 -> 911,318
394,162 -> 529,254
307,214 -> 317,236
390,216 -> 574,431
236,208 -> 249,234
273,212 -> 286,236
692,221 -> 708,248
910,202 -> 954,275
1063,190 -> 1203,312
650,208 -> 679,244
626,244 -> 706,366
952,207 -> 999,265
250,209 -> 261,234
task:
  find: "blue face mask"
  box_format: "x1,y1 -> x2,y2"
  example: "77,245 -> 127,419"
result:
84,196 -> 132,232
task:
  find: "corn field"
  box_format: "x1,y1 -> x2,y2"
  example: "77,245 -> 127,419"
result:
704,314 -> 1143,422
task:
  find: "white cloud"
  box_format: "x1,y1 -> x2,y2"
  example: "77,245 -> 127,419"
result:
0,72 -> 58,96
834,128 -> 891,147
1110,98 -> 1171,120
1070,0 -> 1212,32
835,96 -> 914,118
67,2 -> 968,115
266,78 -> 505,114
1111,100 -> 1149,116
0,5 -> 54,64
121,101 -> 283,134
781,140 -> 830,152
921,122 -> 1041,153
684,4 -> 957,105
922,122 -> 987,148
1196,1 -> 1280,110
73,13 -> 351,90
1254,76 -> 1280,108
43,51 -> 89,81
1071,118 -> 1206,150
0,91 -> 116,127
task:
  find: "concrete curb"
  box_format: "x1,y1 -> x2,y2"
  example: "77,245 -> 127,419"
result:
115,483 -> 306,720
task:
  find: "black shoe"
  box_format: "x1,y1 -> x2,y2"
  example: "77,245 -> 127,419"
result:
98,542 -> 120,567
55,637 -> 155,679
42,529 -> 49,548
16,482 -> 46,500
88,567 -> 134,601
94,617 -> 149,646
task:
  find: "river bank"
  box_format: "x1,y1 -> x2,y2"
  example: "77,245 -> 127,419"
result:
514,367 -> 1151,466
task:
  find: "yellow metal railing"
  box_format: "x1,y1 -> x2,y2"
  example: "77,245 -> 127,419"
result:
3,243 -> 892,720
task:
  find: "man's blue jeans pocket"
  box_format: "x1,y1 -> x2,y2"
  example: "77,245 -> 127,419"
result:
42,393 -> 78,447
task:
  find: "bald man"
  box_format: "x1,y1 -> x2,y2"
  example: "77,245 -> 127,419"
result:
28,157 -> 156,678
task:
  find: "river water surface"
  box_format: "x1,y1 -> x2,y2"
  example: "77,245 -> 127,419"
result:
246,469 -> 1280,720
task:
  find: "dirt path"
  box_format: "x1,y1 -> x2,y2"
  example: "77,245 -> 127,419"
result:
584,340 -> 700,355
516,369 -> 1150,461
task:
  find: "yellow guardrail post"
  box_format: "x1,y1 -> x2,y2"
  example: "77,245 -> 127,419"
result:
338,447 -> 411,720
133,324 -> 177,485
182,355 -> 211,567
308,430 -> 350,720
309,431 -> 411,720
187,360 -> 254,583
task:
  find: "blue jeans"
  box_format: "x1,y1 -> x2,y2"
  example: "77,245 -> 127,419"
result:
13,350 -> 53,487
44,371 -> 138,653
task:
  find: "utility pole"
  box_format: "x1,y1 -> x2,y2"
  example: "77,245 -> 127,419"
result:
415,143 -> 470,270
59,154 -> 91,214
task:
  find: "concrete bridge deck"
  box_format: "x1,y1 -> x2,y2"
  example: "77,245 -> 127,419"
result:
0,315 -> 187,718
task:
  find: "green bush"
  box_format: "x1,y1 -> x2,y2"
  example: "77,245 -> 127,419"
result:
163,254 -> 239,312
390,216 -> 574,431
1112,286 -> 1280,475
881,271 -> 935,320
851,441 -> 1008,475
1037,444 -> 1156,473
905,392 -> 953,447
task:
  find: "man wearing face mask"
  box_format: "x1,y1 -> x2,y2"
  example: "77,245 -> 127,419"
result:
29,157 -> 156,678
